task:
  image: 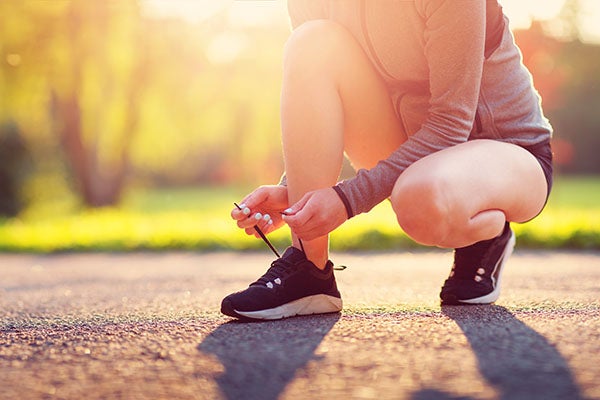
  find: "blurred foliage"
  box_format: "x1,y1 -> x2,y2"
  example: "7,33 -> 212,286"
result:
0,0 -> 599,213
0,177 -> 598,252
0,1 -> 289,209
514,22 -> 600,174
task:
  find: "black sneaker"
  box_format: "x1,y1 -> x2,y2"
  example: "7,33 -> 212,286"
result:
221,247 -> 343,320
440,222 -> 516,305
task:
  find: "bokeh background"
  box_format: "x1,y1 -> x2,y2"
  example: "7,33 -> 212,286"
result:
1,0 -> 599,252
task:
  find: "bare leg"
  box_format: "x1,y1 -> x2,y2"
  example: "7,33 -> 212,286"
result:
391,139 -> 548,248
281,20 -> 406,268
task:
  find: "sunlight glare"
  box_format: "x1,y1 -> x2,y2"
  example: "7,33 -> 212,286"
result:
501,0 -> 600,42
206,32 -> 248,65
144,0 -> 600,44
143,0 -> 230,23
501,0 -> 565,28
227,1 -> 288,27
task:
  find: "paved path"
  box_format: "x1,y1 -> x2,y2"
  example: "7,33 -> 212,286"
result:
0,251 -> 599,399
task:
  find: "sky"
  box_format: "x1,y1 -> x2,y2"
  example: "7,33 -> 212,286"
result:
143,0 -> 600,43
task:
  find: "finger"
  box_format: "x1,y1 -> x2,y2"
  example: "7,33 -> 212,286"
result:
287,215 -> 313,238
252,212 -> 263,224
261,219 -> 275,235
252,224 -> 269,239
232,208 -> 251,221
292,211 -> 335,240
283,196 -> 315,228
238,211 -> 263,228
281,194 -> 311,227
282,193 -> 310,216
256,213 -> 272,231
241,187 -> 270,210
237,217 -> 258,229
263,214 -> 284,235
231,202 -> 251,220
238,213 -> 262,238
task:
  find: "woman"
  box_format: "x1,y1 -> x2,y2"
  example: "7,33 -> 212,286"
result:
222,0 -> 553,320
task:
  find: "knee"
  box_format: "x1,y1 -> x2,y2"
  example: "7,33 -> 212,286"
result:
391,172 -> 456,247
283,20 -> 355,78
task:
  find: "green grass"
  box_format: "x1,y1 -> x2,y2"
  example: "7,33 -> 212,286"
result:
0,176 -> 599,252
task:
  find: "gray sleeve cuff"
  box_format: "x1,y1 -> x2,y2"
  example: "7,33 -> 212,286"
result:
332,185 -> 354,219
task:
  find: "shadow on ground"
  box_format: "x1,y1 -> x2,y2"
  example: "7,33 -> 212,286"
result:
198,313 -> 339,400
412,305 -> 583,400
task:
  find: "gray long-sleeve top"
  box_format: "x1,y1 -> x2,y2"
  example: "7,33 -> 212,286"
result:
285,0 -> 552,217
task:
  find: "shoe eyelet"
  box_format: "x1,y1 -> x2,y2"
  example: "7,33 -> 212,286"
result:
266,282 -> 274,289
474,276 -> 483,282
477,268 -> 485,275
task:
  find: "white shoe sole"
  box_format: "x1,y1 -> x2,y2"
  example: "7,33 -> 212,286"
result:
458,230 -> 516,304
234,294 -> 343,320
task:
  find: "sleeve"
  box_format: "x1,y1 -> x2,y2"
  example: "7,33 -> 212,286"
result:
335,0 -> 487,217
287,0 -> 328,29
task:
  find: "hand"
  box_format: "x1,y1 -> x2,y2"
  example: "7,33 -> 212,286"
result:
282,187 -> 348,241
231,185 -> 289,238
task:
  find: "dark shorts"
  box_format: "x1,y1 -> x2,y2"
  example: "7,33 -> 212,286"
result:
521,139 -> 554,202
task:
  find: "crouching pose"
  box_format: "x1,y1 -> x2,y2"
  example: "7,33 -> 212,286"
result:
222,0 -> 553,320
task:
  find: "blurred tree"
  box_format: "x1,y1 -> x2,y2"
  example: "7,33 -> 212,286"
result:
1,0 -> 150,207
5,0 -> 596,217
126,11 -> 288,187
0,121 -> 30,216
515,14 -> 600,174
47,1 -> 147,206
557,0 -> 582,41
547,40 -> 600,173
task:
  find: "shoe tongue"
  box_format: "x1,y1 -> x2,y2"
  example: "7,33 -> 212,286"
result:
281,246 -> 307,263
249,246 -> 308,288
282,247 -> 333,273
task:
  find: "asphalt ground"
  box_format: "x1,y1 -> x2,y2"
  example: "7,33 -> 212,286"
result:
0,250 -> 599,400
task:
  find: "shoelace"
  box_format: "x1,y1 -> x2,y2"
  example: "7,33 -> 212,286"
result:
233,202 -> 346,271
234,202 -> 282,257
253,256 -> 295,286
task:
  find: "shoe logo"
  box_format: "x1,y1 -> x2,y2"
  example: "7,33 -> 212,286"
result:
474,267 -> 485,282
266,278 -> 282,289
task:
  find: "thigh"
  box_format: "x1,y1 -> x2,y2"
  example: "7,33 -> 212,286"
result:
398,139 -> 548,224
338,50 -> 407,170
299,21 -> 408,170
282,19 -> 407,174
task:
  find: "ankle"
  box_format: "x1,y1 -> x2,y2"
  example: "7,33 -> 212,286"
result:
309,256 -> 329,270
293,239 -> 329,270
296,246 -> 327,269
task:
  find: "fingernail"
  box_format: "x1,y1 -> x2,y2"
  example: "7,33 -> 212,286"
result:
263,214 -> 271,221
239,203 -> 246,209
254,213 -> 263,220
242,207 -> 251,215
284,208 -> 293,214
268,220 -> 273,225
